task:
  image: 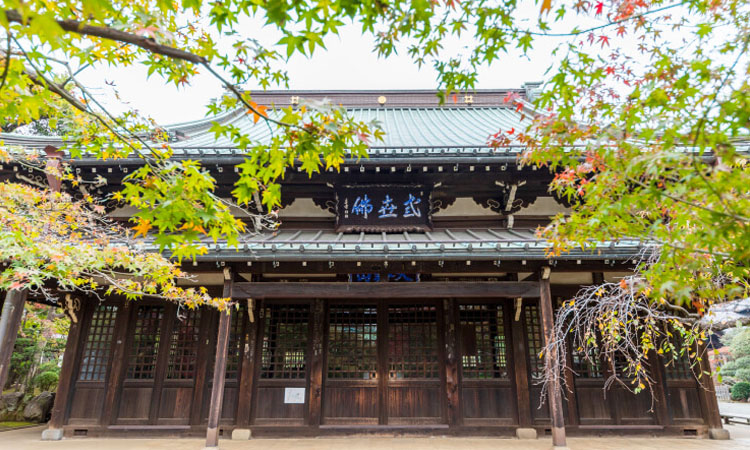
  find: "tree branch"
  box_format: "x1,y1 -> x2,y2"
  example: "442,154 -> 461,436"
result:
5,10 -> 205,65
4,9 -> 295,131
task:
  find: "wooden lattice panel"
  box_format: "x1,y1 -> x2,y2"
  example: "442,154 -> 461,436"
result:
126,305 -> 164,380
571,347 -> 604,378
327,305 -> 378,379
166,309 -> 201,380
524,303 -> 545,381
388,304 -> 439,379
260,304 -> 309,379
225,304 -> 245,380
78,305 -> 118,381
664,352 -> 694,379
459,304 -> 508,379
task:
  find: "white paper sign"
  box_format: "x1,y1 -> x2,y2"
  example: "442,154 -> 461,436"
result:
284,387 -> 305,404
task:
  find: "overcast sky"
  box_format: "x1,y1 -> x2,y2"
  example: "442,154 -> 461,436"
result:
77,18 -> 561,126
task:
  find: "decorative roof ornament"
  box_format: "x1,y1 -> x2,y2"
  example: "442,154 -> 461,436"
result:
377,95 -> 387,106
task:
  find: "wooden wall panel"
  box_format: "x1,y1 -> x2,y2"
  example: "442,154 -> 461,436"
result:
668,386 -> 704,421
322,386 -> 378,423
157,387 -> 193,420
615,388 -> 656,425
461,385 -> 515,423
529,386 -> 550,423
221,385 -> 239,421
575,385 -> 614,424
387,386 -> 442,424
254,386 -> 307,422
117,387 -> 153,421
68,386 -> 105,423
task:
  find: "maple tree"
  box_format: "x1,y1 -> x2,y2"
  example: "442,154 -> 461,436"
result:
0,151 -> 227,310
0,0 -> 747,398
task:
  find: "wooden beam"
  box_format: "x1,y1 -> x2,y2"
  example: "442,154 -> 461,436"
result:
538,270 -> 566,448
0,289 -> 27,391
206,270 -> 234,447
233,281 -> 540,299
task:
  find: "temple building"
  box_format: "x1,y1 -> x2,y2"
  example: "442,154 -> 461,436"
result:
0,89 -> 725,444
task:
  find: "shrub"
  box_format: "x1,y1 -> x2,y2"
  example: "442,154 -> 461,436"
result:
730,382 -> 750,401
33,371 -> 59,392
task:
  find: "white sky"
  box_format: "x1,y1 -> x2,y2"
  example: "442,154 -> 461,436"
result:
76,18 -> 561,126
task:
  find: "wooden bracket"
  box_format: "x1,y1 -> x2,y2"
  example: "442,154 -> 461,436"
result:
514,298 -> 522,321
247,298 -> 254,323
223,266 -> 231,280
541,266 -> 551,280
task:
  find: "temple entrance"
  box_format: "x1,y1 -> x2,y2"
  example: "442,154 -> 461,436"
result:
322,300 -> 445,426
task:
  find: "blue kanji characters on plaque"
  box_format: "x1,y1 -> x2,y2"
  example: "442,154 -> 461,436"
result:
403,193 -> 422,218
378,195 -> 398,218
348,191 -> 423,222
351,195 -> 374,219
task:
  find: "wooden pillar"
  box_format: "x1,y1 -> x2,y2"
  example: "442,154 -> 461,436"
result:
307,299 -> 325,427
190,306 -> 215,426
562,332 -> 580,427
235,299 -> 259,428
648,349 -> 671,427
0,289 -> 27,391
206,269 -> 234,447
101,300 -> 133,426
443,298 -> 461,427
539,268 -> 566,448
43,296 -> 84,440
695,341 -> 726,438
377,300 -> 388,425
511,299 -> 532,428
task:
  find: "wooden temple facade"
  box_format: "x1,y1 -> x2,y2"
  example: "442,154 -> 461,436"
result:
0,89 -> 725,442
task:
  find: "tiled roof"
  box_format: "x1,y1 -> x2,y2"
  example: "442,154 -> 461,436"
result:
0,106 -> 533,158
149,228 -> 644,262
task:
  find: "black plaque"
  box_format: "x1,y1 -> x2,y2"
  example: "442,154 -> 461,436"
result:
335,184 -> 432,232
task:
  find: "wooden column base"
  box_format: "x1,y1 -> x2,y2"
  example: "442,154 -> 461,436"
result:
205,427 -> 219,448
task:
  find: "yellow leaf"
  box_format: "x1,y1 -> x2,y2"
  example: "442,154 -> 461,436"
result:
133,219 -> 152,238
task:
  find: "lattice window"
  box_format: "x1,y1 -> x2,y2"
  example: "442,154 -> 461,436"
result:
78,305 -> 118,381
664,351 -> 695,379
260,304 -> 309,379
166,309 -> 201,380
459,304 -> 508,379
327,306 -> 378,379
524,303 -> 545,381
226,305 -> 246,380
571,346 -> 604,378
126,305 -> 164,380
388,304 -> 439,379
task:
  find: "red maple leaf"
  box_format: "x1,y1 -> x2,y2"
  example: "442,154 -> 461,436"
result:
503,91 -> 520,104
616,25 -> 627,37
594,1 -> 604,15
515,101 -> 524,112
598,34 -> 610,48
605,66 -> 616,75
